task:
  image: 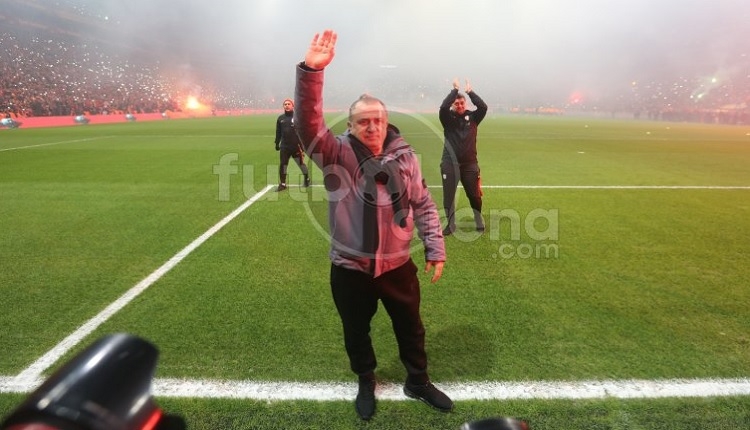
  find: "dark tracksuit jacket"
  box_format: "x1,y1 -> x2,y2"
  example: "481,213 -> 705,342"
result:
275,110 -> 303,151
439,89 -> 488,165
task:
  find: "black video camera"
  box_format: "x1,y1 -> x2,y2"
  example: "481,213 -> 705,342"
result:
1,333 -> 182,430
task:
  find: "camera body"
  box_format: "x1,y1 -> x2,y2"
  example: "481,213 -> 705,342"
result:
1,334 -> 162,430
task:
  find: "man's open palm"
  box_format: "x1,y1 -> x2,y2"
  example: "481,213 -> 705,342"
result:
305,30 -> 338,70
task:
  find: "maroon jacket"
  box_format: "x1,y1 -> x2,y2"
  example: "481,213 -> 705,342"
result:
294,64 -> 445,277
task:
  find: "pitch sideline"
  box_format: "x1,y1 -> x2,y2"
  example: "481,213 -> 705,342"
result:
3,376 -> 750,400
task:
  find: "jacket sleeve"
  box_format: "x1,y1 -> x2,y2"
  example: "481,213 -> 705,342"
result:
468,91 -> 488,125
274,116 -> 282,145
293,63 -> 339,167
438,89 -> 459,127
407,154 -> 446,262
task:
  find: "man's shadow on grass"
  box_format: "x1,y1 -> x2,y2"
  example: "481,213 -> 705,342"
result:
378,324 -> 495,382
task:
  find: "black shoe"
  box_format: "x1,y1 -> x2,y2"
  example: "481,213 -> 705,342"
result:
403,381 -> 453,412
355,377 -> 376,420
276,183 -> 287,192
442,226 -> 455,236
475,213 -> 485,232
303,177 -> 311,188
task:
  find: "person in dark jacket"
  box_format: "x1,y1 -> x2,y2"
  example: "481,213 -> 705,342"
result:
439,79 -> 488,235
274,98 -> 310,191
294,29 -> 453,421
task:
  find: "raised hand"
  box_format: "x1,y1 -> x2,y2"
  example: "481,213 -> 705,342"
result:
464,79 -> 473,93
304,29 -> 338,70
452,78 -> 460,90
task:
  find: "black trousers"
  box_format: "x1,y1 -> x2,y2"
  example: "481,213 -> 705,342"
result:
441,161 -> 482,228
330,259 -> 429,383
278,147 -> 309,179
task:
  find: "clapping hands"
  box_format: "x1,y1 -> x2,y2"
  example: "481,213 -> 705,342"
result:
453,78 -> 473,93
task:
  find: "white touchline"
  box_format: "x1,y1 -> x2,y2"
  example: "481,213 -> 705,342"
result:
0,136 -> 115,152
8,185 -> 274,387
149,378 -> 750,401
2,377 -> 750,400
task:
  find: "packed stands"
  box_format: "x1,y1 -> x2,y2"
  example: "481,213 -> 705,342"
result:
1,0 -> 748,124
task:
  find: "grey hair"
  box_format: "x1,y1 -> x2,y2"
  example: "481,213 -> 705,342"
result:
348,94 -> 388,120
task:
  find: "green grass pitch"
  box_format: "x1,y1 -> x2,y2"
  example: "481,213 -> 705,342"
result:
1,114 -> 749,429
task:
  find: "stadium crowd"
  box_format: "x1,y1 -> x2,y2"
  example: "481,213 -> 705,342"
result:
1,2 -> 748,124
0,20 -> 267,119
1,31 -> 183,117
613,75 -> 750,125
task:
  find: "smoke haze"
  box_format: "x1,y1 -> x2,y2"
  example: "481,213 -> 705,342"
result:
18,0 -> 750,109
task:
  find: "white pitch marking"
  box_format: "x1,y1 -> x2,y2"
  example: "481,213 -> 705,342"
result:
3,377 -> 750,401
10,185 -> 274,386
149,378 -> 750,401
0,136 -> 115,152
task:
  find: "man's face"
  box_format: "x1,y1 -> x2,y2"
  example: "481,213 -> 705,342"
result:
282,101 -> 294,112
348,100 -> 388,154
452,97 -> 467,115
